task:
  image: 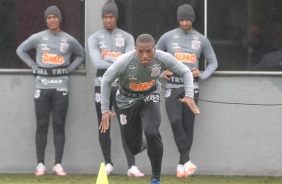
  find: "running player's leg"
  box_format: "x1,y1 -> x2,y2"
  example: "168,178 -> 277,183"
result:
34,89 -> 52,164
141,93 -> 163,181
119,102 -> 143,155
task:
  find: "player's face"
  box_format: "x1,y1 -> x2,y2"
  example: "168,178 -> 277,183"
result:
102,14 -> 117,31
179,19 -> 193,32
46,14 -> 61,33
136,42 -> 156,67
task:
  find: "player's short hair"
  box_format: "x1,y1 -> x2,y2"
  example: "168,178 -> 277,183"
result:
136,34 -> 155,46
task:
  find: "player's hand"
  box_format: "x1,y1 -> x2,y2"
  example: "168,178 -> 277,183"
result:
192,68 -> 201,77
179,96 -> 200,114
99,111 -> 116,133
162,69 -> 173,80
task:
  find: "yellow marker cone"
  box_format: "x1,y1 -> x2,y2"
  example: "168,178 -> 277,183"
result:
96,163 -> 109,184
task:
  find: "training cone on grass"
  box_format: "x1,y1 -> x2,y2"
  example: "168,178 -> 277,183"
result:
96,163 -> 109,184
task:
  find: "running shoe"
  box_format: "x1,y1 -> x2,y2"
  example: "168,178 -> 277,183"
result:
176,164 -> 185,178
150,178 -> 160,184
105,163 -> 113,175
127,166 -> 145,177
183,160 -> 197,177
53,163 -> 67,176
35,163 -> 46,176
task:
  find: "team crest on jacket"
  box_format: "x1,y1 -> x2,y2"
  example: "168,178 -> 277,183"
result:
191,40 -> 201,50
34,89 -> 41,99
120,114 -> 127,125
151,67 -> 161,77
115,37 -> 125,47
60,42 -> 69,53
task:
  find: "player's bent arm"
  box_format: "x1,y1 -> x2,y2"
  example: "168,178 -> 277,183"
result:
16,35 -> 38,70
88,34 -> 112,70
200,38 -> 218,80
67,38 -> 85,72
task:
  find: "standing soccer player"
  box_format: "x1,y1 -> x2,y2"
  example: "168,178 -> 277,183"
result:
16,5 -> 85,176
156,4 -> 218,178
88,0 -> 144,177
99,34 -> 200,184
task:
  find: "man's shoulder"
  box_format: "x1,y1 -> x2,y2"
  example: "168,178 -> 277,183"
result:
114,28 -> 133,37
25,30 -> 50,41
88,29 -> 106,39
156,49 -> 171,56
88,28 -> 133,42
191,30 -> 208,40
31,30 -> 48,37
59,31 -> 74,38
161,28 -> 179,36
57,31 -> 79,43
93,28 -> 105,35
119,50 -> 135,59
157,28 -> 180,44
115,28 -> 130,33
155,50 -> 174,60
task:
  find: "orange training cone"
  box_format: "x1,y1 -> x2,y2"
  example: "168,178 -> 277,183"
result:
96,163 -> 109,184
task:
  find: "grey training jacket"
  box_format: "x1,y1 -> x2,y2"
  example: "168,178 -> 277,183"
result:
17,29 -> 85,89
101,50 -> 194,113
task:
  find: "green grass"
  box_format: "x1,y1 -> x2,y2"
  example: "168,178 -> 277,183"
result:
0,175 -> 282,184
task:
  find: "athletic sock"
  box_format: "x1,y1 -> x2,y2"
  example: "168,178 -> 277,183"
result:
179,152 -> 189,165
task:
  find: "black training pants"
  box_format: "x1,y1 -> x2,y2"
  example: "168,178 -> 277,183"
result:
119,93 -> 163,180
165,87 -> 199,164
34,88 -> 68,164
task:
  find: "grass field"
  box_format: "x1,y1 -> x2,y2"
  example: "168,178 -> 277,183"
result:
1,174 -> 282,184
